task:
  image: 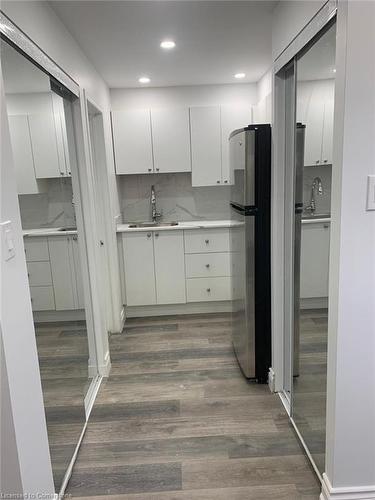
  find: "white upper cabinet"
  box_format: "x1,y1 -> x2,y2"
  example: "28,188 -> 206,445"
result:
151,108 -> 191,173
221,105 -> 252,185
154,230 -> 186,304
8,115 -> 45,195
300,222 -> 330,298
28,112 -> 63,178
297,80 -> 335,166
190,106 -> 222,187
112,109 -> 153,174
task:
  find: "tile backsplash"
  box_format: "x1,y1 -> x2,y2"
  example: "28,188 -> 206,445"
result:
119,173 -> 231,222
302,165 -> 332,215
19,178 -> 76,229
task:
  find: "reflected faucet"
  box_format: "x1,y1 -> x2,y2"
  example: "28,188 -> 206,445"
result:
150,185 -> 162,223
306,177 -> 323,214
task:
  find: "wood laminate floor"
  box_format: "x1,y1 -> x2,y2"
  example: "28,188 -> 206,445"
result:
65,313 -> 321,499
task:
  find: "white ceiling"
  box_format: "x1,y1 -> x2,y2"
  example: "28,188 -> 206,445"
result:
50,0 -> 276,89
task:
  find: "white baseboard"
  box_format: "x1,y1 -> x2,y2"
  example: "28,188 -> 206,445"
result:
126,301 -> 232,318
119,305 -> 126,330
268,367 -> 276,393
84,375 -> 102,418
34,309 -> 85,323
300,297 -> 328,310
320,474 -> 375,500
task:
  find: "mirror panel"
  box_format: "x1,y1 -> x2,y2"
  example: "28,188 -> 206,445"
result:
293,22 -> 336,474
1,39 -> 97,491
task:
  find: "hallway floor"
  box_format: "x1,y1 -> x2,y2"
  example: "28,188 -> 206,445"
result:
65,313 -> 321,499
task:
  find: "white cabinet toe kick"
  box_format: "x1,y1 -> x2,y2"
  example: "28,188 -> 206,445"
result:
121,227 -> 233,316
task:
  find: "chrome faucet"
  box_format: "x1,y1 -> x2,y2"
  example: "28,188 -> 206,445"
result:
305,177 -> 323,214
150,185 -> 162,223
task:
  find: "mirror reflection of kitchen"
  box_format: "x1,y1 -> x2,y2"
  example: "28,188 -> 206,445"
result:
293,21 -> 336,474
1,40 -> 96,491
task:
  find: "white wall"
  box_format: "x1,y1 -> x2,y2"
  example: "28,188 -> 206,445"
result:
272,0 -> 327,60
2,0 -> 123,333
110,83 -> 257,110
254,69 -> 273,123
323,0 -> 375,494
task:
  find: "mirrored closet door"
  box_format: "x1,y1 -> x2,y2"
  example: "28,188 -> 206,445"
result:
1,39 -> 99,492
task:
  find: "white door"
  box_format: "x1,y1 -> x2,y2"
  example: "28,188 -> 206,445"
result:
221,105 -> 252,184
190,106 -> 222,186
112,109 -> 153,174
300,222 -> 330,298
28,112 -> 63,178
122,232 -> 156,306
48,235 -> 76,310
153,231 -> 186,304
8,115 -> 41,194
151,108 -> 191,173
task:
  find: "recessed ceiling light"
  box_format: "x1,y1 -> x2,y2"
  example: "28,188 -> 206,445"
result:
234,72 -> 246,79
138,76 -> 151,84
160,40 -> 176,49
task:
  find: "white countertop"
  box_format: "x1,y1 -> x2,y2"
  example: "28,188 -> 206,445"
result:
117,220 -> 240,233
301,217 -> 331,224
23,227 -> 78,237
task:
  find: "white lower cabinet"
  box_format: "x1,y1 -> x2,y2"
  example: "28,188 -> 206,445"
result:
122,230 -> 186,306
186,277 -> 232,302
25,234 -> 84,312
300,222 -> 330,298
154,231 -> 186,304
185,252 -> 231,278
122,232 -> 157,306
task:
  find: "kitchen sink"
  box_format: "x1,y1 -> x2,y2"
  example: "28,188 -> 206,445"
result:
128,221 -> 179,228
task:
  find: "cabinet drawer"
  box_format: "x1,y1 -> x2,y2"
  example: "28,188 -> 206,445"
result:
185,253 -> 231,278
27,261 -> 52,286
24,237 -> 49,262
186,277 -> 232,302
184,228 -> 230,254
30,286 -> 55,311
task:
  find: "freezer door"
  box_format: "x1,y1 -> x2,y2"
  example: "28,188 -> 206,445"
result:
230,130 -> 255,207
230,208 -> 256,378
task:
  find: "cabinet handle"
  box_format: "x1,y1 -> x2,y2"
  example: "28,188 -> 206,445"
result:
217,180 -> 220,184
205,264 -> 210,268
60,172 -> 64,176
323,160 -> 328,163
206,288 -> 211,293
324,224 -> 329,229
148,168 -> 152,172
156,168 -> 160,172
147,233 -> 151,238
205,239 -> 209,244
100,240 -> 104,246
68,171 -> 71,176
224,180 -> 228,184
315,160 -> 319,164
155,233 -> 159,238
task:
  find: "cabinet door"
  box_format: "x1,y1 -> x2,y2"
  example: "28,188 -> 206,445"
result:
8,115 -> 41,194
221,105 -> 252,184
48,236 -> 76,310
122,232 -> 156,306
112,109 -> 153,174
190,106 -> 222,186
151,108 -> 191,173
28,113 -> 63,178
154,231 -> 186,305
321,98 -> 334,165
304,96 -> 325,167
71,236 -> 85,309
300,223 -> 330,298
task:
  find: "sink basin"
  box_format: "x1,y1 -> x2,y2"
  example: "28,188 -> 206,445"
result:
58,226 -> 77,231
128,221 -> 179,228
302,213 -> 330,220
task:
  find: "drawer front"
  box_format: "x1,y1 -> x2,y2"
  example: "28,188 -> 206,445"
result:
27,261 -> 52,286
185,252 -> 231,278
24,237 -> 49,262
184,228 -> 230,253
30,286 -> 55,311
186,277 -> 232,302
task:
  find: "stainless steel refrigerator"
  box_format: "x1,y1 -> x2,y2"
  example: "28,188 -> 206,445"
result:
229,124 -> 271,383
